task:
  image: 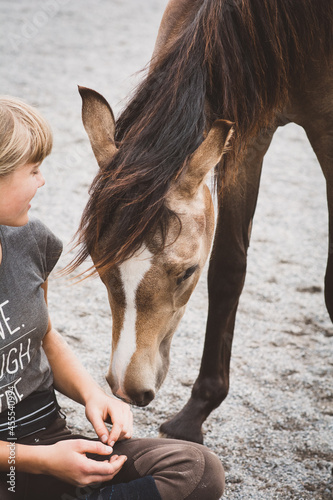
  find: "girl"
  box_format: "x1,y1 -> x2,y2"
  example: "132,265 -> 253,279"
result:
0,96 -> 225,500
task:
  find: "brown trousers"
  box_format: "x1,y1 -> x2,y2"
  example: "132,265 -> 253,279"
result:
0,415 -> 224,500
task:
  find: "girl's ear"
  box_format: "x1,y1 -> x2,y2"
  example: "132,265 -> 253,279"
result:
78,86 -> 118,169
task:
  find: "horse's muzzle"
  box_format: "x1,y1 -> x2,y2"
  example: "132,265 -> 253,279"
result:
106,373 -> 156,407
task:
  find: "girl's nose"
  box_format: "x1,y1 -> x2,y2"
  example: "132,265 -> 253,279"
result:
38,172 -> 45,188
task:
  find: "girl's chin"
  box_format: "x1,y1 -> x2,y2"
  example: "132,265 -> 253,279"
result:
12,214 -> 30,227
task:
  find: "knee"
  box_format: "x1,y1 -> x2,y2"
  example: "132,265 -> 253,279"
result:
133,439 -> 225,500
159,442 -> 225,500
194,445 -> 225,500
192,376 -> 229,408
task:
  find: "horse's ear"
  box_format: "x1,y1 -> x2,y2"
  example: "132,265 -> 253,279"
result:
179,120 -> 234,196
78,86 -> 117,169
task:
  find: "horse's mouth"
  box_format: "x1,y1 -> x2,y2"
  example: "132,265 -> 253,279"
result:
112,386 -> 155,407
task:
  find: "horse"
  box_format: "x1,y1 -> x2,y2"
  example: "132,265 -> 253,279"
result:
71,0 -> 333,444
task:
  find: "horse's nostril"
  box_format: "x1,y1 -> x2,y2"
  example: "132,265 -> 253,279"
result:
136,390 -> 155,407
145,390 -> 155,403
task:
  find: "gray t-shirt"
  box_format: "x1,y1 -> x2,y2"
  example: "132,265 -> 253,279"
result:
0,218 -> 62,414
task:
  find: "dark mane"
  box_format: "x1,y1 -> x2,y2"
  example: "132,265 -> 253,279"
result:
73,0 -> 333,275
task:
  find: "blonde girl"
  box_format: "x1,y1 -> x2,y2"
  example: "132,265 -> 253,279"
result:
0,96 -> 224,500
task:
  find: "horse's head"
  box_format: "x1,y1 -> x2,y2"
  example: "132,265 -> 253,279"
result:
78,87 -> 233,406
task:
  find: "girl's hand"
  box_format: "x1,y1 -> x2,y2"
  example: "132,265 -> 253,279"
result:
42,327 -> 132,446
85,389 -> 133,446
39,439 -> 127,486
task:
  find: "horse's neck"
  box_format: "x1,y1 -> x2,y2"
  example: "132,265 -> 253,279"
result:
151,0 -> 200,70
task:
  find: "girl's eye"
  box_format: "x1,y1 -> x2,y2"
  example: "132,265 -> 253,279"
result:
30,163 -> 41,176
177,265 -> 198,286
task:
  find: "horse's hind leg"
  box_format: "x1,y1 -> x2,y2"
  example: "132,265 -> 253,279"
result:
302,123 -> 333,322
160,126 -> 277,443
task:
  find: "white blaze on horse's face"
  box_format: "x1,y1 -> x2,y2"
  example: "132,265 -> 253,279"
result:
110,246 -> 153,403
78,86 -> 233,406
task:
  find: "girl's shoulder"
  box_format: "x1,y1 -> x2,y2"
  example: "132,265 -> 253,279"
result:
28,217 -> 63,278
28,217 -> 62,248
1,218 -> 63,279
1,217 -> 62,250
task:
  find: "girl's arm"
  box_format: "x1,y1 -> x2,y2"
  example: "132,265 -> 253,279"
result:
41,281 -> 133,446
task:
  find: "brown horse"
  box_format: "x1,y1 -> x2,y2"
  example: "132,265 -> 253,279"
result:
72,0 -> 333,443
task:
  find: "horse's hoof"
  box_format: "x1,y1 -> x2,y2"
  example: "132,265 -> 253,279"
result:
159,419 -> 204,444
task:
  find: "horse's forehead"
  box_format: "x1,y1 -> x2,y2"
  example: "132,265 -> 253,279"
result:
117,238 -> 199,295
164,224 -> 202,263
116,188 -> 211,287
118,246 -> 153,287
118,241 -> 197,287
169,184 -> 209,228
167,185 -> 207,214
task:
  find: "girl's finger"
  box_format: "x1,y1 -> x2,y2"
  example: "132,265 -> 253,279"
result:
85,455 -> 128,483
108,422 -> 123,445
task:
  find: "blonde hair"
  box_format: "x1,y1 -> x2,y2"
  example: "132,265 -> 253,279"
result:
0,96 -> 53,177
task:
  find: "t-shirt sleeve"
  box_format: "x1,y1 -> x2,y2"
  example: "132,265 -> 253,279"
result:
28,218 -> 63,280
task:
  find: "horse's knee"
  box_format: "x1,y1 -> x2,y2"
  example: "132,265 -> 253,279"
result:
192,376 -> 229,411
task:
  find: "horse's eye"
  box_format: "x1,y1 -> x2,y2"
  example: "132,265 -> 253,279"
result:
177,265 -> 198,285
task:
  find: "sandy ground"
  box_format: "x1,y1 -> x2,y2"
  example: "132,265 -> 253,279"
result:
1,1 -> 333,498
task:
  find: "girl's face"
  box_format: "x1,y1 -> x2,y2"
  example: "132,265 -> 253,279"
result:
0,162 -> 45,226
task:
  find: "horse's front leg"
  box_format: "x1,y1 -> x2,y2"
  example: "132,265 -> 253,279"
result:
302,122 -> 333,322
160,127 -> 277,443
